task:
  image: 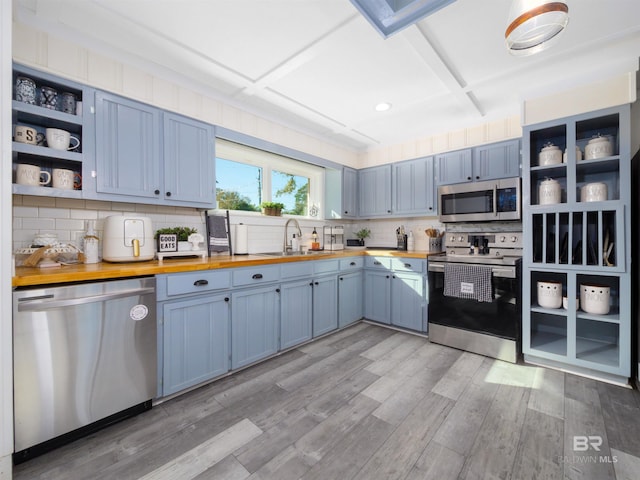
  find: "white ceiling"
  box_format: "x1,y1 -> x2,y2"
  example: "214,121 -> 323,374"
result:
14,0 -> 640,152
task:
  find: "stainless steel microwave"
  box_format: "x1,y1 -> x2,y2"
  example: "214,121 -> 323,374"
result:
438,177 -> 521,223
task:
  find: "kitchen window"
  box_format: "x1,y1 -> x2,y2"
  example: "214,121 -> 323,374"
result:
215,139 -> 323,217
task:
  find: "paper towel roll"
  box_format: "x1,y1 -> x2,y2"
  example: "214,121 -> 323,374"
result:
235,224 -> 248,254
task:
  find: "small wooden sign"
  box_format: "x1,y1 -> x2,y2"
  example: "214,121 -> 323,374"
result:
157,234 -> 178,252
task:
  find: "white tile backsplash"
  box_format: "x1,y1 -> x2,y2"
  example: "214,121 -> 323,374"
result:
12,195 -> 445,254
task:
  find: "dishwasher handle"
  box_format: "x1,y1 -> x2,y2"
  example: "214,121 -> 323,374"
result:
17,287 -> 156,312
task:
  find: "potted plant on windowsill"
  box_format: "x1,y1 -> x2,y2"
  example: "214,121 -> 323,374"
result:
355,228 -> 371,246
261,201 -> 285,216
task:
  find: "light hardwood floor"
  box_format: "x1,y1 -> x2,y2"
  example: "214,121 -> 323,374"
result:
13,322 -> 640,480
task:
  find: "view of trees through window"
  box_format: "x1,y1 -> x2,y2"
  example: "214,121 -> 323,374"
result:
216,157 -> 310,215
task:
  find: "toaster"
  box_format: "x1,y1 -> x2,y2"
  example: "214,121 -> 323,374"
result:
102,215 -> 155,262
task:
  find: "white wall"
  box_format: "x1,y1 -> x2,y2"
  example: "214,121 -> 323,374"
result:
1,0 -> 13,476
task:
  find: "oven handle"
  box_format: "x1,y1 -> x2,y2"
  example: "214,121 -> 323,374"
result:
428,262 -> 516,279
493,184 -> 498,217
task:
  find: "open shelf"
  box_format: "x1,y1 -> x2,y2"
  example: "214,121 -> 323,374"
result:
530,312 -> 567,356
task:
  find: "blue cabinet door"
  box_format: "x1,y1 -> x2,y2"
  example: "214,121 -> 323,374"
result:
391,272 -> 426,332
364,270 -> 391,324
473,139 -> 521,181
231,285 -> 279,369
95,91 -> 161,199
358,165 -> 392,217
161,294 -> 230,396
393,156 -> 436,215
339,271 -> 363,328
280,279 -> 313,349
342,167 -> 358,218
312,275 -> 338,337
163,113 -> 215,206
435,149 -> 473,185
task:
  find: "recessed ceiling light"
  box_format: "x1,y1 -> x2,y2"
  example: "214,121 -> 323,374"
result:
375,102 -> 392,112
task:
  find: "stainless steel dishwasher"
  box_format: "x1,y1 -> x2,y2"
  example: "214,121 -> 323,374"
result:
13,276 -> 156,462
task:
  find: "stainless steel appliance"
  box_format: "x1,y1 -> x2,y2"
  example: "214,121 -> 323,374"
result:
438,177 -> 521,223
428,231 -> 522,363
323,225 -> 344,250
13,277 -> 157,462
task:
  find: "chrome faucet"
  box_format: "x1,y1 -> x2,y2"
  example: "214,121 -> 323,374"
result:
283,218 -> 303,253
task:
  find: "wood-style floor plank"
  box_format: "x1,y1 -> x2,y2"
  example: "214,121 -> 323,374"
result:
12,323 -> 640,480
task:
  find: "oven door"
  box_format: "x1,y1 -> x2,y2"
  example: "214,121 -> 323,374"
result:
427,262 -> 521,340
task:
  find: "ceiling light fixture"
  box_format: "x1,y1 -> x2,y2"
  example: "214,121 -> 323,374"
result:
375,102 -> 392,112
505,0 -> 569,56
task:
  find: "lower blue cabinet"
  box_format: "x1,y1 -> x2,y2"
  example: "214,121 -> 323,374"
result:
161,293 -> 230,396
231,285 -> 280,369
364,270 -> 391,324
280,279 -> 313,349
312,275 -> 338,337
391,272 -> 425,332
339,271 -> 363,328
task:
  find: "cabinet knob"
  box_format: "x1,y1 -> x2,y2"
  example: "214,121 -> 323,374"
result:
252,273 -> 263,279
404,263 -> 411,268
350,262 -> 356,266
467,176 -> 472,180
344,211 -> 348,214
224,297 -> 229,302
429,207 -> 432,210
314,281 -> 319,285
393,275 -> 396,279
309,282 -> 314,286
475,176 -> 480,180
154,189 -> 160,195
386,275 -> 390,278
387,210 -> 391,213
276,288 -> 280,293
340,277 -> 343,281
166,191 -> 172,197
193,279 -> 209,286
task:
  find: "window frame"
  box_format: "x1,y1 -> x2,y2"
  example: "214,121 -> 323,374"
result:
215,139 -> 324,218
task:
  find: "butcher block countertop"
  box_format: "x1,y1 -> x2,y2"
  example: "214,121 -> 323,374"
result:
12,249 -> 435,287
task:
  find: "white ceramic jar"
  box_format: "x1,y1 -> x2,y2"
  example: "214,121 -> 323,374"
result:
539,178 -> 561,205
580,284 -> 610,315
563,146 -> 582,163
584,135 -> 613,160
580,182 -> 608,202
538,281 -> 562,309
538,143 -> 562,166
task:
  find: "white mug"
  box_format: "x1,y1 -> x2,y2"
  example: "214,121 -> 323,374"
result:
14,125 -> 39,145
46,128 -> 80,151
52,168 -> 81,190
16,164 -> 51,186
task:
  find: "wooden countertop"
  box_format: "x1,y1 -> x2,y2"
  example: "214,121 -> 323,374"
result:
12,249 -> 435,287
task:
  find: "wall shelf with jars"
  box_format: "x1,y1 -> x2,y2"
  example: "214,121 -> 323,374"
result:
522,105 -> 632,384
12,64 -> 94,198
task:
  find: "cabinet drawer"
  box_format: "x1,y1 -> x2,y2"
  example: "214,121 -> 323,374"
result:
340,257 -> 364,270
391,258 -> 425,274
281,261 -> 314,279
314,259 -> 340,275
365,256 -> 392,269
233,265 -> 281,286
159,270 -> 231,299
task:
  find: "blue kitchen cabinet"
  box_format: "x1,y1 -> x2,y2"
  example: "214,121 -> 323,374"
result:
436,139 -> 521,185
161,294 -> 230,396
325,166 -> 357,219
358,164 -> 392,217
95,92 -> 215,207
435,149 -> 473,185
163,112 -> 215,206
231,285 -> 280,369
342,166 -> 358,218
95,91 -> 162,200
393,156 -> 436,215
339,270 -> 363,328
280,279 -> 313,349
473,139 -> 521,181
391,271 -> 426,332
312,275 -> 339,337
364,269 -> 391,324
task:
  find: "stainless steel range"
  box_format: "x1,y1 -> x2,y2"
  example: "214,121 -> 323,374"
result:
427,230 -> 522,363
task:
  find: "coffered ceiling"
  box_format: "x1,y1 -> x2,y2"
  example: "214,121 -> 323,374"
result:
14,0 -> 640,151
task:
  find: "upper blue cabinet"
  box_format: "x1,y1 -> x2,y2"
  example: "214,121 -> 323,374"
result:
358,164 -> 392,217
94,91 -> 215,208
392,156 -> 436,216
436,139 -> 521,185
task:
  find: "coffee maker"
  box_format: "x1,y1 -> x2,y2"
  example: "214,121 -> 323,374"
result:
323,225 -> 344,251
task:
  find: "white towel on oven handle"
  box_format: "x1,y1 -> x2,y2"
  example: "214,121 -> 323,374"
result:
443,263 -> 493,303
